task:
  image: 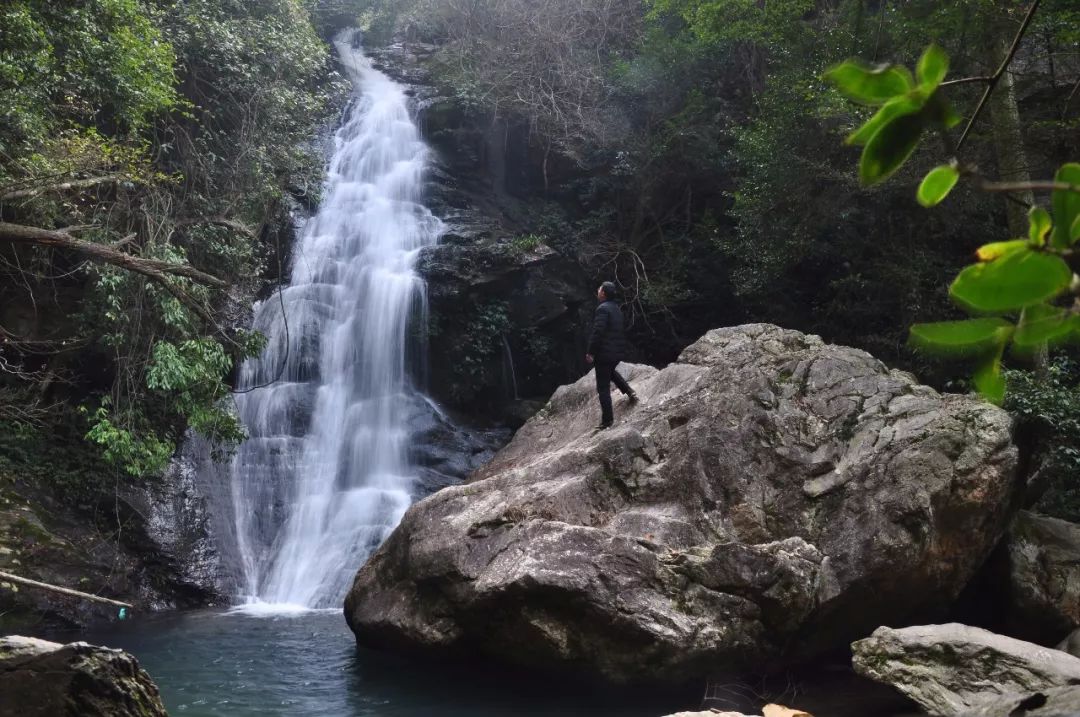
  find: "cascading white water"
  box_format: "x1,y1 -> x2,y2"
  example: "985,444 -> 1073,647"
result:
227,34 -> 442,610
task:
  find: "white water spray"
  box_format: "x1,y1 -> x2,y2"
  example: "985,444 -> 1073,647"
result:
227,35 -> 441,610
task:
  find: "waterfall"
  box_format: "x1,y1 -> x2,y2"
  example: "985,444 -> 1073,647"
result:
226,34 -> 442,610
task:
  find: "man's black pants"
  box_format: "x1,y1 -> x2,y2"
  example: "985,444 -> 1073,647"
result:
595,361 -> 632,426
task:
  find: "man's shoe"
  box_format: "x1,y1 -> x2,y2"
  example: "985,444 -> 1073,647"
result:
626,391 -> 639,404
596,422 -> 613,431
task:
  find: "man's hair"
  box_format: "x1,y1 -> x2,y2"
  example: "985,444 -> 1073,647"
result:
600,281 -> 618,300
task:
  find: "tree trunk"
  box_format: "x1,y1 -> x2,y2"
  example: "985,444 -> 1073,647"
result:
987,33 -> 1034,236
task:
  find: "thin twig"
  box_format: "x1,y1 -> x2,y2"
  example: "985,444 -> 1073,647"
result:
940,76 -> 994,87
979,179 -> 1080,195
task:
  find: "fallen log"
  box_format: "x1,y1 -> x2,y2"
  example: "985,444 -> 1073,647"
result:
0,570 -> 133,609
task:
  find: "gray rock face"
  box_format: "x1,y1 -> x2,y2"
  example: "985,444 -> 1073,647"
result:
1003,511 -> 1080,641
966,686 -> 1080,717
1058,628 -> 1080,658
852,624 -> 1080,716
0,636 -> 168,716
345,325 -> 1018,681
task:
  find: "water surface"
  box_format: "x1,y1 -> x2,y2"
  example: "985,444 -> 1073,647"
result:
79,611 -> 693,717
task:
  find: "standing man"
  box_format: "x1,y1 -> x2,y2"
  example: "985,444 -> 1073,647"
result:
586,281 -> 637,429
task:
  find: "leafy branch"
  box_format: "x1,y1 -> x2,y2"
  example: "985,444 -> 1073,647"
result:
824,2 -> 1078,404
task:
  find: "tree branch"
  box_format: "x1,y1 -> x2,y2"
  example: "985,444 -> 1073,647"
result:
171,217 -> 258,239
956,0 -> 1042,151
0,222 -> 228,288
940,76 -> 994,87
0,175 -> 123,202
0,222 -> 226,325
978,179 -> 1080,195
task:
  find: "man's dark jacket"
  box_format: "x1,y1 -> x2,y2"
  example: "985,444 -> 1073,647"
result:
588,299 -> 627,363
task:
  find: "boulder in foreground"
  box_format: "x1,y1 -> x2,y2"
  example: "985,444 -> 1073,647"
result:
0,635 -> 167,717
1000,511 -> 1080,642
346,324 -> 1017,681
852,624 -> 1080,716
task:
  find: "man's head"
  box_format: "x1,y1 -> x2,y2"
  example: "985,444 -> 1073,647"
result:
598,281 -> 618,302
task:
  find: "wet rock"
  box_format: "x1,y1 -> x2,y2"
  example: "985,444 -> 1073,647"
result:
852,624 -> 1080,715
0,635 -> 168,716
0,474 -> 217,629
345,324 -> 1017,681
418,236 -> 590,412
1001,511 -> 1080,642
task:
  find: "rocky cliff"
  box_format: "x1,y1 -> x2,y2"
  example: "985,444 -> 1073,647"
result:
371,41 -> 593,418
345,324 -> 1018,682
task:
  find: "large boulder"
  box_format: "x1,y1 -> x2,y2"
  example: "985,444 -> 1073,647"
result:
852,624 -> 1080,716
0,636 -> 167,716
345,324 -> 1018,681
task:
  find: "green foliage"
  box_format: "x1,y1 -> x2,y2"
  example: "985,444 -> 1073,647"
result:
0,0 -> 342,476
1006,359 -> 1080,522
909,319 -> 1014,357
1051,164 -> 1080,249
949,250 -> 1072,314
83,400 -> 175,477
826,40 -> 1079,404
435,301 -> 513,405
826,45 -> 960,185
649,0 -> 814,48
507,234 -> 547,254
146,339 -> 243,445
0,0 -> 178,152
917,164 -> 960,207
460,302 -> 512,385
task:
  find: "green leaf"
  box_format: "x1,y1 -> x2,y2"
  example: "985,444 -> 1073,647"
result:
1051,163 -> 1080,248
976,240 -> 1030,262
847,92 -> 926,146
973,343 -> 1006,405
917,164 -> 959,207
1073,215 -> 1080,244
825,60 -> 914,105
1014,304 -> 1072,348
909,318 -> 1014,356
859,113 -> 924,185
916,45 -> 949,90
1028,207 -> 1053,246
923,90 -> 962,130
950,249 -> 1073,313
